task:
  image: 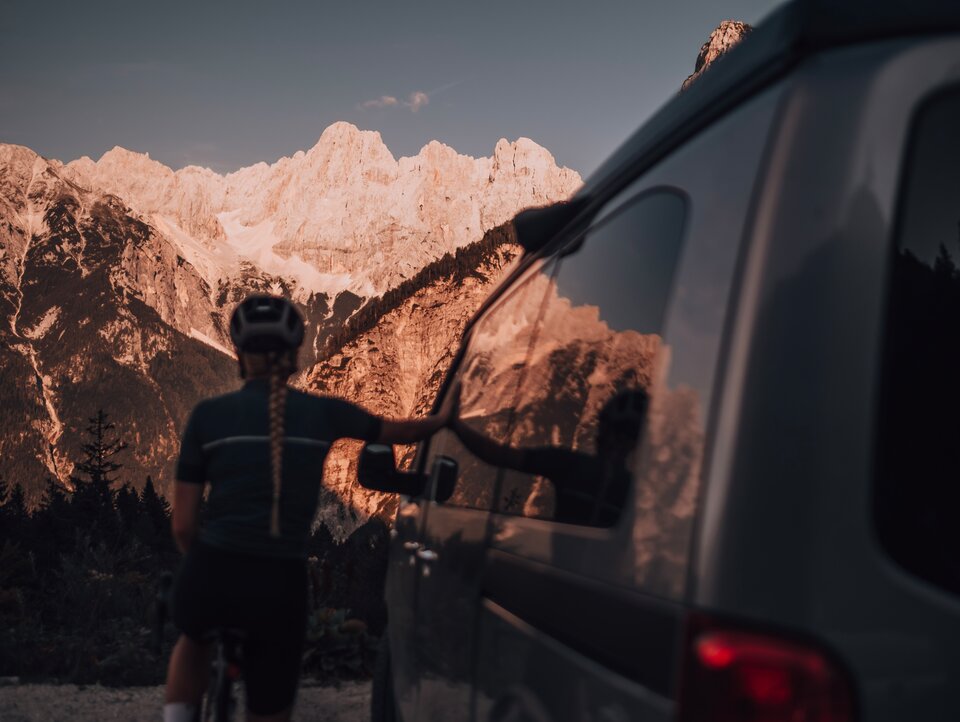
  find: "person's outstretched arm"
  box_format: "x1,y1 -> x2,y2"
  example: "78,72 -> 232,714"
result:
376,388 -> 457,444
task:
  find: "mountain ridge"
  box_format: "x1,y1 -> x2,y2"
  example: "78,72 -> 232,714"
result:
0,126 -> 577,526
57,123 -> 580,298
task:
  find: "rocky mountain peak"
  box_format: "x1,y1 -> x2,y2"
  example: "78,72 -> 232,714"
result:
0,126 -> 579,511
0,143 -> 40,170
682,19 -> 752,90
95,145 -> 173,181
0,144 -> 47,199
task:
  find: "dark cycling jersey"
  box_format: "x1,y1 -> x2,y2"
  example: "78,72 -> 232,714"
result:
175,379 -> 381,558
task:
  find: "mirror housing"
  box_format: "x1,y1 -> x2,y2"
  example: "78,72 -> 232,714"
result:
357,444 -> 428,496
512,197 -> 590,255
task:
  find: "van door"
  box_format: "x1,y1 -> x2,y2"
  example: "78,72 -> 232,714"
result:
411,256 -> 558,722
471,83 -> 784,722
383,493 -> 427,721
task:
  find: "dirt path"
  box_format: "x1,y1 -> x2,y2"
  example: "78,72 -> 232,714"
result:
0,680 -> 371,721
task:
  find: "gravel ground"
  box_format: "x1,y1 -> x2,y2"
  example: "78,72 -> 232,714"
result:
0,679 -> 371,721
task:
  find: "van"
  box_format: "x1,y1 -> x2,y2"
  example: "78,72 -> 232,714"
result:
361,1 -> 960,719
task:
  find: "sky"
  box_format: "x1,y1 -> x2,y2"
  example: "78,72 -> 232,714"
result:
0,0 -> 785,180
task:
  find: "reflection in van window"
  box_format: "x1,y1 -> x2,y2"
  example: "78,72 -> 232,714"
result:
433,258 -> 556,510
454,192 -> 687,526
878,89 -> 960,597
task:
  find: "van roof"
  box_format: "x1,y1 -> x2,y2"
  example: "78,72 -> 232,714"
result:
581,0 -> 960,197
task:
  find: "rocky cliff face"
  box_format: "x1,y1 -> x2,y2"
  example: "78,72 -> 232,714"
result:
2,16 -> 740,528
0,145 -> 238,495
0,128 -> 579,519
681,20 -> 752,90
303,230 -> 522,536
63,123 -> 580,298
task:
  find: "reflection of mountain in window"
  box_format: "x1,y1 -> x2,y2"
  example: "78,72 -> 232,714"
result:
436,259 -> 555,510
478,191 -> 689,526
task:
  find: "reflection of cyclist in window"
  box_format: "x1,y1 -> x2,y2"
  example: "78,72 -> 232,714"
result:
450,386 -> 649,526
164,295 -> 453,722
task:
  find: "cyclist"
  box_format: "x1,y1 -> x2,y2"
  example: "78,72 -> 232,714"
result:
164,294 -> 454,722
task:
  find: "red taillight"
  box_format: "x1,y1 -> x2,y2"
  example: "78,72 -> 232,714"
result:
678,622 -> 855,722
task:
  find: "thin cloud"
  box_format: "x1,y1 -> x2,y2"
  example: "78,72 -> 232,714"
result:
407,91 -> 429,112
360,95 -> 400,110
358,89 -> 433,112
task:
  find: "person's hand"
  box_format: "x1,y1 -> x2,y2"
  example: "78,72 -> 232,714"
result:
437,380 -> 461,426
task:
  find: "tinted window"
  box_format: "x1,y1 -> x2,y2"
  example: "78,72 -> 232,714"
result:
463,191 -> 687,525
877,88 -> 960,596
428,259 -> 556,510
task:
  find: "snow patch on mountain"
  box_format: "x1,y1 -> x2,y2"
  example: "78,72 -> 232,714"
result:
217,210 -> 362,298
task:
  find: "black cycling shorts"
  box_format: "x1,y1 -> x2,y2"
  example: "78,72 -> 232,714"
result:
172,541 -> 308,715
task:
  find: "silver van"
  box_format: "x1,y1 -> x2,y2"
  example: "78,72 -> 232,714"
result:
362,1 -> 960,719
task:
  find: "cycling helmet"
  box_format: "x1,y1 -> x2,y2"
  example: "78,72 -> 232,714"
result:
229,295 -> 305,353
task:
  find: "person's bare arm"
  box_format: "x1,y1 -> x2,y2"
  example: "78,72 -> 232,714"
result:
375,385 -> 457,444
451,416 -> 529,470
377,415 -> 446,445
172,482 -> 204,554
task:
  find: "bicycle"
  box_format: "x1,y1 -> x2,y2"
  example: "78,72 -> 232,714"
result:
154,572 -> 246,722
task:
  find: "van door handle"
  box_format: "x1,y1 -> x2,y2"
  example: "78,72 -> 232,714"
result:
403,541 -> 421,552
416,548 -> 438,562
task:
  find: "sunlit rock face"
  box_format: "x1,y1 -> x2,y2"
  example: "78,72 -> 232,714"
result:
0,129 -> 578,523
0,146 -> 237,495
681,20 -> 752,90
303,235 -> 524,539
62,123 -> 580,298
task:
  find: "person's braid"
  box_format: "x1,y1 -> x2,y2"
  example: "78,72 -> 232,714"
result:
268,353 -> 288,538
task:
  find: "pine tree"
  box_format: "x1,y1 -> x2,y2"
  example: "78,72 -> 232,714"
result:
1,482 -> 30,543
139,476 -> 173,554
114,482 -> 140,533
32,478 -> 73,568
5,483 -> 28,521
72,409 -> 127,543
75,410 -> 128,486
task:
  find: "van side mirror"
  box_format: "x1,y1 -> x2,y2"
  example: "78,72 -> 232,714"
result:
358,444 -> 428,496
513,197 -> 590,255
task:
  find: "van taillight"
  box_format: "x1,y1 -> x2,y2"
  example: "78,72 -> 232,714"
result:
678,621 -> 855,722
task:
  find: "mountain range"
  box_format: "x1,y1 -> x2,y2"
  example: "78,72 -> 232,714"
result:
0,127 -> 579,536
0,20 -> 747,537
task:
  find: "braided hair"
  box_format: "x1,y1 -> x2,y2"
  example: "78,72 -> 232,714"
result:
230,294 -> 304,539
265,351 -> 296,537
267,354 -> 289,537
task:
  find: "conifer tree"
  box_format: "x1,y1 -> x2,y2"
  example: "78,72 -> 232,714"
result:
114,482 -> 140,533
32,478 -> 72,568
75,410 -> 128,486
140,476 -> 173,553
72,409 -> 127,542
5,482 -> 28,521
1,482 -> 30,543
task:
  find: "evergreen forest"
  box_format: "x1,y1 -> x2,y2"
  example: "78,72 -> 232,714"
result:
0,410 -> 389,686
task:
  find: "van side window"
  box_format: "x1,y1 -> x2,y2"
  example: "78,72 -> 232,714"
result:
877,88 -> 960,597
478,191 -> 687,525
427,258 -> 556,510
